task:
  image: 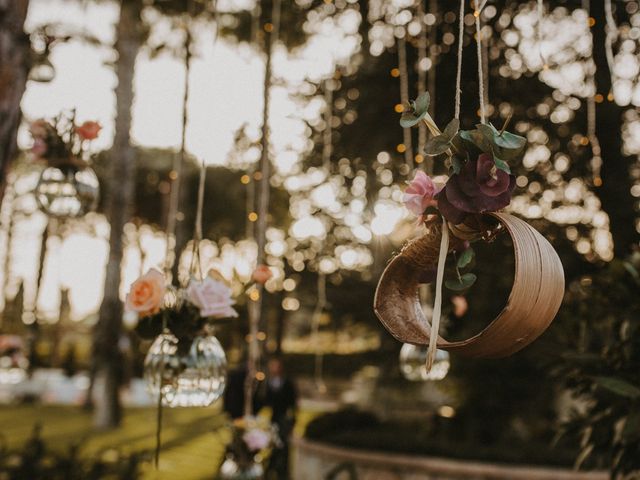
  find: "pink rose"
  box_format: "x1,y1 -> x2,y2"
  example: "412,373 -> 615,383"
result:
29,119 -> 49,138
31,138 -> 47,157
252,264 -> 273,284
403,170 -> 440,216
75,121 -> 101,141
125,269 -> 166,317
187,276 -> 238,319
242,428 -> 271,451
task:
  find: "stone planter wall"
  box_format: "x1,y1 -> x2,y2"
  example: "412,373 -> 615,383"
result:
292,438 -> 608,480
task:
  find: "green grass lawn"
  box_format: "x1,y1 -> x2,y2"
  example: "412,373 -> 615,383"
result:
0,404 -> 320,479
0,404 -> 230,480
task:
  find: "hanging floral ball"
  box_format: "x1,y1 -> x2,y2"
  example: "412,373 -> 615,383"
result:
399,343 -> 450,382
144,332 -> 227,407
35,165 -> 99,218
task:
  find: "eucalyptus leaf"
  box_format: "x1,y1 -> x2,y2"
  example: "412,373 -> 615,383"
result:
495,129 -> 527,150
457,248 -> 475,269
445,273 -> 477,291
424,136 -> 451,156
459,128 -> 492,152
450,156 -> 463,175
594,376 -> 640,398
414,92 -> 430,115
400,112 -> 421,128
443,118 -> 460,140
478,123 -> 526,153
494,157 -> 511,174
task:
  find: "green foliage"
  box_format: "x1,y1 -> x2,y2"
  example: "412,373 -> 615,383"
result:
456,247 -> 475,269
445,272 -> 476,291
399,92 -> 430,128
556,253 -> 640,477
0,423 -> 148,479
424,118 -> 459,156
304,409 -> 576,467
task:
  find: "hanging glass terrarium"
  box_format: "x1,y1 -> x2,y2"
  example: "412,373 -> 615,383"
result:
28,115 -> 102,219
144,331 -> 227,408
399,343 -> 450,382
35,164 -> 99,218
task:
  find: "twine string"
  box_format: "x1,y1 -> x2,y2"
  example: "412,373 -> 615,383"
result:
244,0 -> 281,418
474,0 -> 486,123
454,0 -> 465,120
398,32 -> 414,168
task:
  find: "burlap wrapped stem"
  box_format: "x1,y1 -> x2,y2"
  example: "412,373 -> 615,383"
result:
374,212 -> 564,359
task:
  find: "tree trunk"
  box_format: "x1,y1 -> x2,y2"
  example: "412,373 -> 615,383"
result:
0,0 -> 30,196
591,1 -> 639,257
92,0 -> 142,429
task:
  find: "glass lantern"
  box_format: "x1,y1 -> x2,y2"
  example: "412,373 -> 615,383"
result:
218,455 -> 264,480
144,332 -> 227,407
399,343 -> 450,382
35,165 -> 99,218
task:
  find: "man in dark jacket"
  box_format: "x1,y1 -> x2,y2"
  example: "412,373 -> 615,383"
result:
262,357 -> 297,479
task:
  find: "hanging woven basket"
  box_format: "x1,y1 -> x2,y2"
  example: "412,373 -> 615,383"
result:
374,212 -> 564,359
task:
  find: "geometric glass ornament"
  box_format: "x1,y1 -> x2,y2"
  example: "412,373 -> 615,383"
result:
144,332 -> 227,407
35,165 -> 99,218
399,343 -> 450,382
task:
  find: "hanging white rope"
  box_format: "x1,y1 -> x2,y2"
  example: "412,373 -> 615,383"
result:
537,0 -> 548,70
474,0 -> 486,123
311,272 -> 327,392
585,0 -> 603,186
417,0 -> 428,153
604,0 -> 618,83
454,0 -> 465,120
245,0 -> 281,417
398,33 -> 414,168
426,218 -> 449,371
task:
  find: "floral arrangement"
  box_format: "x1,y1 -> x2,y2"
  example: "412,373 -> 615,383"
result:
218,416 -> 278,477
29,113 -> 101,169
129,266 -> 273,352
400,92 -> 526,291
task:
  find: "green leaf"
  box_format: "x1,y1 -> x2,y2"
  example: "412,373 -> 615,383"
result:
424,136 -> 451,156
457,248 -> 475,269
450,156 -> 463,175
424,118 -> 459,156
594,376 -> 640,398
494,156 -> 511,174
445,273 -> 477,291
495,129 -> 527,150
414,92 -> 430,115
478,123 -> 526,153
459,128 -> 492,152
400,112 -> 421,128
442,118 -> 460,140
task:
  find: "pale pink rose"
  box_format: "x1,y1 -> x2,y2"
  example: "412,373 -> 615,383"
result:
252,264 -> 273,284
31,138 -> 47,157
403,170 -> 440,216
242,428 -> 271,451
125,269 -> 166,317
29,119 -> 49,138
187,276 -> 238,319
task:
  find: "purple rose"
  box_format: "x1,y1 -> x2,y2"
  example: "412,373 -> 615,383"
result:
438,153 -> 515,224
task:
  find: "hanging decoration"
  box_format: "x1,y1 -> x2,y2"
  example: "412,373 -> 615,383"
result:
130,268 -> 235,407
399,343 -> 450,382
218,416 -> 278,480
244,0 -> 282,418
396,3 -> 450,379
28,113 -> 100,218
376,0 -> 564,365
